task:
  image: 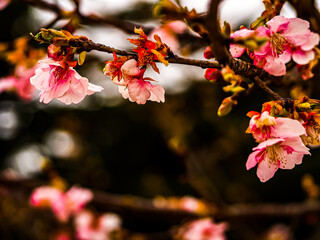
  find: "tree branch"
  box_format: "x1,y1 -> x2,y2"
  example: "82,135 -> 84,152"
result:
67,38 -> 221,69
205,0 -> 284,100
1,177 -> 320,221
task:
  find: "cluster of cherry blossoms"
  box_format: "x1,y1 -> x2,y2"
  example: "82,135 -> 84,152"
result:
245,100 -> 320,182
30,185 -> 122,240
104,27 -> 168,104
230,16 -> 320,77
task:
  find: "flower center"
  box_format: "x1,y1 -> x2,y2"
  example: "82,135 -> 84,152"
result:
270,32 -> 289,57
50,66 -> 69,84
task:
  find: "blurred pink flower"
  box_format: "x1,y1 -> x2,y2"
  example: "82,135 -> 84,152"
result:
30,186 -> 93,222
0,0 -> 10,10
30,59 -> 103,104
149,21 -> 186,52
183,218 -> 227,240
75,210 -> 121,240
116,59 -> 165,104
0,65 -> 36,101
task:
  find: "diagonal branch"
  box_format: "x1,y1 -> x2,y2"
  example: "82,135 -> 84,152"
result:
205,0 -> 284,100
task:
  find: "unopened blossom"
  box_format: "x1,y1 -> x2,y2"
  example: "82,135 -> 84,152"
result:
116,59 -> 165,104
30,186 -> 93,222
75,210 -> 121,240
183,218 -> 227,240
30,59 -> 103,104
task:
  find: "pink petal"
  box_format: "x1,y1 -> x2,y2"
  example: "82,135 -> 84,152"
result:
263,56 -> 286,76
256,155 -> 279,182
118,85 -> 130,100
56,71 -> 89,104
231,29 -> 255,39
127,79 -> 151,104
246,150 -> 259,170
87,83 -> 104,95
278,49 -> 292,64
292,49 -> 315,65
282,137 -> 310,155
121,59 -> 142,78
167,20 -> 186,34
148,84 -> 165,103
301,32 -> 320,51
253,138 -> 284,151
39,77 -> 70,104
278,151 -> 303,169
284,18 -> 310,45
229,44 -> 246,58
150,28 -> 179,52
254,27 -> 272,56
272,117 -> 306,138
267,16 -> 290,33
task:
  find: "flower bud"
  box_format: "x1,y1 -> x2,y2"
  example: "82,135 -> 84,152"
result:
204,68 -> 223,83
218,97 -> 237,116
203,46 -> 214,59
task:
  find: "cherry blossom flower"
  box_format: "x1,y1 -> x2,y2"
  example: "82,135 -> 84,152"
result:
30,59 -> 103,104
0,66 -> 36,101
0,0 -> 10,10
75,210 -> 121,240
230,16 -> 318,76
246,136 -> 310,182
115,59 -> 165,104
30,186 -> 93,222
248,111 -> 306,142
183,218 -> 227,240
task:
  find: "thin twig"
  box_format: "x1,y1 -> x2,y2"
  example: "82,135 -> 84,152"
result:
68,38 -> 221,69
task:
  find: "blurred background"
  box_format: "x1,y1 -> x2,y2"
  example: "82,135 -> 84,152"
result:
1,0 -> 320,239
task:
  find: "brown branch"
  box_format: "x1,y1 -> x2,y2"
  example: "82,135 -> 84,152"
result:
1,176 -> 320,221
68,38 -> 221,69
253,76 -> 283,100
205,0 -> 284,100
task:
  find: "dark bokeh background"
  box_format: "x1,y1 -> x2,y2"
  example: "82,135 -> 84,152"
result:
1,1 -> 320,239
